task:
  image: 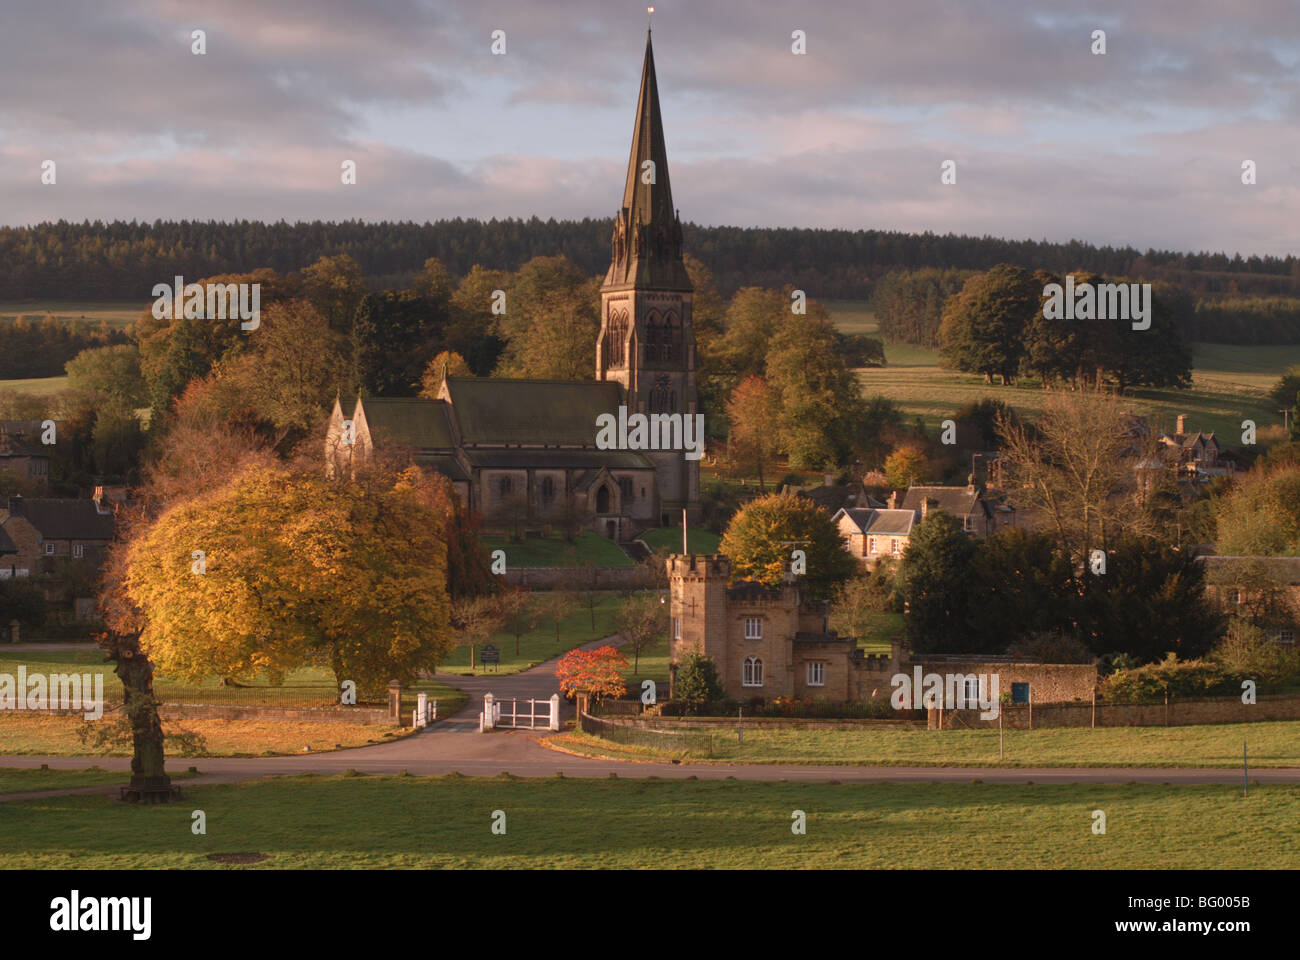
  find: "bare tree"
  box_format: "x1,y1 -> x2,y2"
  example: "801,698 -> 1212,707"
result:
995,390 -> 1153,564
537,589 -> 578,644
498,585 -> 538,655
450,595 -> 504,669
612,594 -> 666,675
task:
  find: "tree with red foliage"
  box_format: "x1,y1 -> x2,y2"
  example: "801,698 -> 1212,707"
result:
555,645 -> 628,702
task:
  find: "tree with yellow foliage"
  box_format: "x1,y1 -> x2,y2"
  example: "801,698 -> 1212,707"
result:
124,462 -> 453,700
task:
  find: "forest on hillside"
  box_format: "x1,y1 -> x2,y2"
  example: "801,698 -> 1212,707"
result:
2,218 -> 1297,304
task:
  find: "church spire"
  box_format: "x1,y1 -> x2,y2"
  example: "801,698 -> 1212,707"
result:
604,29 -> 690,291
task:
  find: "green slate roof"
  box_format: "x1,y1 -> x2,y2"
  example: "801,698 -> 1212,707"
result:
463,449 -> 654,470
353,398 -> 455,449
443,378 -> 625,445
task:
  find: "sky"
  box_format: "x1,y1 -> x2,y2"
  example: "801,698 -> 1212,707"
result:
1,0 -> 1297,257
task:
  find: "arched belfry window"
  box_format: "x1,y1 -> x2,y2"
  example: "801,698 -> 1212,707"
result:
661,312 -> 677,361
644,310 -> 661,361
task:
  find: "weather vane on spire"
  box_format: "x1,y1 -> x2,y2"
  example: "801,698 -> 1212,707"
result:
648,6 -> 654,30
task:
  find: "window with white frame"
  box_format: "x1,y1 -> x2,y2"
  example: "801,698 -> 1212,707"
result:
744,617 -> 762,639
44,543 -> 55,556
1278,630 -> 1296,644
743,656 -> 763,687
806,661 -> 825,686
868,537 -> 878,555
672,617 -> 681,640
73,545 -> 85,559
891,539 -> 901,556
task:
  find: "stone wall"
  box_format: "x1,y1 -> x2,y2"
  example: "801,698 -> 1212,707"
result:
935,693 -> 1300,730
501,565 -> 656,590
160,703 -> 391,724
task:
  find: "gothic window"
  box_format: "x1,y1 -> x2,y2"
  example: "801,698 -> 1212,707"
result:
650,375 -> 675,414
644,310 -> 660,361
661,312 -> 677,362
596,485 -> 611,514
607,310 -> 629,367
743,656 -> 764,687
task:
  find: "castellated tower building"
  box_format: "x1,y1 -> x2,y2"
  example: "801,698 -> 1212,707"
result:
667,554 -> 870,701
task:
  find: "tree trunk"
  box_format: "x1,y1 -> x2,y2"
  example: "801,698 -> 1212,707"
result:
102,631 -> 179,804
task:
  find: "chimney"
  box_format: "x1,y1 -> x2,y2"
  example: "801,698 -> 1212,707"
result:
967,472 -> 977,495
1176,414 -> 1188,435
823,471 -> 835,487
887,491 -> 898,510
921,498 -> 930,520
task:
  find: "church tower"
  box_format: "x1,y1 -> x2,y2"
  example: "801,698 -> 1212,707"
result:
596,29 -> 701,524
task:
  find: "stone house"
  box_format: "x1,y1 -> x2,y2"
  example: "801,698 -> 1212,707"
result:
1197,555 -> 1300,643
0,493 -> 115,614
1159,415 -> 1235,481
666,552 -> 1097,704
830,506 -> 918,565
0,425 -> 52,493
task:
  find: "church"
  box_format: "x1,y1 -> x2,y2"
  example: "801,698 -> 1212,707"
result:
325,30 -> 700,540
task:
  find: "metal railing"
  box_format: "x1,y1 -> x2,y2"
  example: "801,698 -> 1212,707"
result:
579,711 -> 713,757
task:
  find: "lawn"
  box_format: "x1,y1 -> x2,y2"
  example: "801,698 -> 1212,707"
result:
0,766 -> 199,794
1,773 -> 1295,868
0,766 -> 129,794
0,649 -> 467,756
617,633 -> 671,687
0,649 -> 465,712
555,719 -> 1300,768
0,712 -> 421,758
825,299 -> 1300,438
444,590 -> 636,675
639,526 -> 720,554
479,531 -> 634,567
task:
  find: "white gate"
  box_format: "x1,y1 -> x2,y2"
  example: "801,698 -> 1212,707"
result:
480,693 -> 560,732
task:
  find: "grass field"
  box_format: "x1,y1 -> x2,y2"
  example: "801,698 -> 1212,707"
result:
0,648 -> 466,756
554,719 -> 1300,767
443,590 -> 635,675
639,527 -> 720,554
479,531 -> 634,567
0,713 -> 414,758
0,375 -> 70,395
1,772 -> 1294,868
824,299 -> 1300,438
0,301 -> 142,328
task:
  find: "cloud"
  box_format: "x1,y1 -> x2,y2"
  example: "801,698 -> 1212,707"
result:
0,0 -> 1295,256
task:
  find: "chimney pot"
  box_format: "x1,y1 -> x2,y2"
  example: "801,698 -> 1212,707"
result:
1177,414 -> 1188,434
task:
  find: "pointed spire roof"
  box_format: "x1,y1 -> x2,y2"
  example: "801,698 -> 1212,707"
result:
604,29 -> 691,291
622,30 -> 674,231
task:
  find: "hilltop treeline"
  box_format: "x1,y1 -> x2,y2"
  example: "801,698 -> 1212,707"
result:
0,219 -> 1296,304
1185,297 -> 1300,345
